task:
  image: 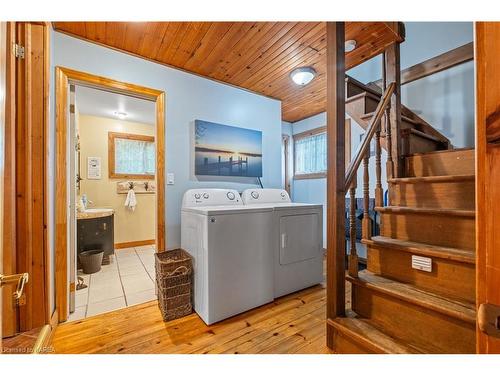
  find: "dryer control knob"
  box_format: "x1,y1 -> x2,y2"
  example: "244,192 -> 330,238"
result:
203,193 -> 209,199
194,193 -> 201,199
251,191 -> 259,199
227,192 -> 235,200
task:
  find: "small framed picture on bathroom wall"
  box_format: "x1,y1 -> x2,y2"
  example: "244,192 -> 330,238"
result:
87,156 -> 102,179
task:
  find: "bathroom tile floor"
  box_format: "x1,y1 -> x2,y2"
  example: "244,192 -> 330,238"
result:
68,245 -> 157,321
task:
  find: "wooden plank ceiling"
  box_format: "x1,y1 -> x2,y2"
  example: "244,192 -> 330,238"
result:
52,22 -> 403,122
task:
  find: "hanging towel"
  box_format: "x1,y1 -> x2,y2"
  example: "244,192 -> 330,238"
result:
125,189 -> 137,211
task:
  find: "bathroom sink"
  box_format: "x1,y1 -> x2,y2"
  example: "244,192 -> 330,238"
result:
85,208 -> 114,214
77,208 -> 114,219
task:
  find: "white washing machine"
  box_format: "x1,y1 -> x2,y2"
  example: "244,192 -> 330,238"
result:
181,188 -> 274,325
242,188 -> 323,298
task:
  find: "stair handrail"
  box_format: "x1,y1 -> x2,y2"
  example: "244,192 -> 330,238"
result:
344,82 -> 396,191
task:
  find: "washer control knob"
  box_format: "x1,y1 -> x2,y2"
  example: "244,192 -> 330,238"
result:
194,193 -> 201,199
251,191 -> 259,199
227,192 -> 235,200
280,192 -> 286,197
203,193 -> 209,199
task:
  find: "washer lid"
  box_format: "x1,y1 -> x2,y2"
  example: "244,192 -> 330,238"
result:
182,205 -> 274,216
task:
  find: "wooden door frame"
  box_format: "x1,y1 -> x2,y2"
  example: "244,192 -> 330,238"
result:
282,134 -> 291,195
55,67 -> 166,322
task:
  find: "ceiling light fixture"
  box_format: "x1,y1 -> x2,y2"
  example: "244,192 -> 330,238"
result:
290,67 -> 317,86
114,111 -> 128,120
345,39 -> 357,52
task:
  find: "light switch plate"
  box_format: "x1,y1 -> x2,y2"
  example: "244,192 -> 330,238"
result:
167,173 -> 175,185
411,255 -> 432,272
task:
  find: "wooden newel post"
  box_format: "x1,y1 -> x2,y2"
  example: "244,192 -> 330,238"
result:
326,21 -> 346,346
385,43 -> 403,178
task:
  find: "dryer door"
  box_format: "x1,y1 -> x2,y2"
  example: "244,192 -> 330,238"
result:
279,213 -> 321,265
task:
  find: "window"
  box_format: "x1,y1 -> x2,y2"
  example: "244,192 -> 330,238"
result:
293,127 -> 327,179
108,132 -> 155,179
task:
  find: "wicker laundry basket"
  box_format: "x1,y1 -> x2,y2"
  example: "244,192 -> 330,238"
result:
155,249 -> 193,321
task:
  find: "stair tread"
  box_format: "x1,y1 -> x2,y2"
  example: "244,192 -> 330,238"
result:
402,128 -> 447,143
347,270 -> 476,324
406,147 -> 473,156
388,174 -> 475,184
329,312 -> 424,353
362,236 -> 475,264
376,205 -> 476,217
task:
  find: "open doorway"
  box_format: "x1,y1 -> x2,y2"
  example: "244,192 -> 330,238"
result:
68,85 -> 159,321
55,68 -> 165,323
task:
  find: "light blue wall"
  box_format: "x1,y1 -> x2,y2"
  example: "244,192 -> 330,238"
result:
47,31 -> 283,305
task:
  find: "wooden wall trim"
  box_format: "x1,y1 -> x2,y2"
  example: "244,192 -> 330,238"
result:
114,239 -> 155,249
55,67 -> 166,322
373,42 -> 474,88
293,126 -> 327,141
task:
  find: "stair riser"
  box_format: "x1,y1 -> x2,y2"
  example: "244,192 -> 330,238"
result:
351,283 -> 475,353
405,149 -> 475,177
331,328 -> 378,354
346,95 -> 380,116
389,180 -> 475,210
367,244 -> 476,303
346,81 -> 369,98
401,131 -> 445,155
380,212 -> 475,250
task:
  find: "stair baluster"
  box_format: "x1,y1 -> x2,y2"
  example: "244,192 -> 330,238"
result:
382,53 -> 394,180
362,151 -> 371,240
385,109 -> 393,179
374,126 -> 383,207
348,182 -> 359,277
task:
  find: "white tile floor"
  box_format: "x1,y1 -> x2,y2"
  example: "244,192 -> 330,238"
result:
68,245 -> 157,321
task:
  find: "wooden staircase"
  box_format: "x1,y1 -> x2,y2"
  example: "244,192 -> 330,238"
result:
345,76 -> 452,155
329,148 -> 476,353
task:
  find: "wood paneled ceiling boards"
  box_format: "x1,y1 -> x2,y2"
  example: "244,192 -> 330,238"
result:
53,22 -> 404,122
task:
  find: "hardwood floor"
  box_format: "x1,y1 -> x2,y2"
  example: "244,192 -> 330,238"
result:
52,279 -> 350,354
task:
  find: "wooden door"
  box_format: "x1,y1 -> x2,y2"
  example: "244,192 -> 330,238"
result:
1,22 -> 49,339
476,22 -> 500,353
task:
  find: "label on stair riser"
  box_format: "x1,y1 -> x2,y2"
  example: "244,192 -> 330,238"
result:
411,255 -> 432,272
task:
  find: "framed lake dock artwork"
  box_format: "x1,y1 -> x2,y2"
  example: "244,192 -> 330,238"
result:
194,120 -> 263,177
